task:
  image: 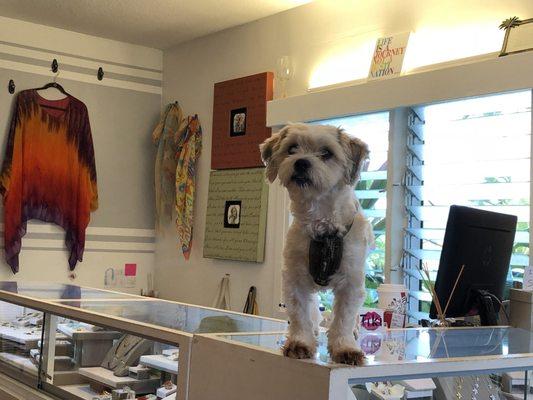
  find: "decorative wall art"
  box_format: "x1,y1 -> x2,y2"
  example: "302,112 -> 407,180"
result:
203,168 -> 268,262
211,72 -> 274,169
499,17 -> 533,56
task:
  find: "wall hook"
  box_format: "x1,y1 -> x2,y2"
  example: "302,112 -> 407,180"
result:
97,67 -> 104,81
8,79 -> 15,94
51,59 -> 58,73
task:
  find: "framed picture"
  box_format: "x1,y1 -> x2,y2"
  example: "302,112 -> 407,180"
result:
224,201 -> 241,228
212,72 -> 274,169
500,17 -> 533,56
230,108 -> 247,137
203,168 -> 268,262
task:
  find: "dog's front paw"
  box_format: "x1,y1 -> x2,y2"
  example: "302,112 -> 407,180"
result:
330,347 -> 366,365
282,339 -> 316,359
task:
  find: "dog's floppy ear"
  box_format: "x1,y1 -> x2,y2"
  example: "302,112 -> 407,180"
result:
338,128 -> 369,186
259,126 -> 289,183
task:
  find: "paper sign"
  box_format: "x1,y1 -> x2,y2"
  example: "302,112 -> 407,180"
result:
368,32 -> 410,80
124,263 -> 137,276
390,312 -> 406,328
523,266 -> 533,290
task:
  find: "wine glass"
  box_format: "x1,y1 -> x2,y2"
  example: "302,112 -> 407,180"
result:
276,55 -> 293,98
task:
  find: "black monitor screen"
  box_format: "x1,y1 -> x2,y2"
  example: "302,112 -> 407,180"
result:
430,205 -> 517,320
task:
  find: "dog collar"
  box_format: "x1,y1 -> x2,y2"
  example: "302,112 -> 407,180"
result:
308,218 -> 355,286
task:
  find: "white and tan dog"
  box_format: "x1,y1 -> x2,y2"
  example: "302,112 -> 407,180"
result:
260,123 -> 373,365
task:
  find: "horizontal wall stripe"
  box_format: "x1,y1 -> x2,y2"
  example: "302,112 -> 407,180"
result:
0,42 -> 162,80
23,248 -> 155,254
0,223 -> 155,252
21,232 -> 155,244
0,223 -> 155,238
0,16 -> 162,71
2,239 -> 155,252
32,224 -> 154,237
0,51 -> 162,87
0,59 -> 162,94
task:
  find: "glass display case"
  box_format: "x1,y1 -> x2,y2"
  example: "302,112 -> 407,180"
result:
189,327 -> 533,400
1,281 -> 532,400
0,281 -> 287,400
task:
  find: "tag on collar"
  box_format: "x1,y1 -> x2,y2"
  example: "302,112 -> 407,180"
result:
309,234 -> 343,286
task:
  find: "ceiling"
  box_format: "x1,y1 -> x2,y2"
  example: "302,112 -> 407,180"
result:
0,0 -> 310,49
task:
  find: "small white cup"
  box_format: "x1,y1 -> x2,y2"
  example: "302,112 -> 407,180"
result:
377,284 -> 409,313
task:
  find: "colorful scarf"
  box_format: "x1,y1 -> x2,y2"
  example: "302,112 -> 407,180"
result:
175,115 -> 202,259
152,103 -> 186,232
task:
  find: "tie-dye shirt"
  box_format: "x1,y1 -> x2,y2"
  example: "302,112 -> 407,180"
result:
0,90 -> 98,273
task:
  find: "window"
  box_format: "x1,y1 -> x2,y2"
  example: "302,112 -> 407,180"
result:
403,91 -> 532,320
280,90 -> 532,320
310,112 -> 390,308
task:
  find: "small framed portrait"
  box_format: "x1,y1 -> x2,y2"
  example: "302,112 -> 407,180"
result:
230,107 -> 247,137
224,200 -> 242,228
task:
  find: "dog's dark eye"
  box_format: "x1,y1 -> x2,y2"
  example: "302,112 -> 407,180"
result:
321,148 -> 333,160
288,144 -> 298,155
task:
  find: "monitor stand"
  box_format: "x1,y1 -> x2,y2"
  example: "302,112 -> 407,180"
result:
474,290 -> 500,326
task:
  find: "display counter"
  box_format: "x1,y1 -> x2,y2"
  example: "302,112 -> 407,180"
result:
189,327 -> 533,399
0,281 -> 286,400
0,282 -> 532,400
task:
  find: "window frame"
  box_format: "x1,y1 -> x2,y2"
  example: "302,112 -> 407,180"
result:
267,54 -> 533,319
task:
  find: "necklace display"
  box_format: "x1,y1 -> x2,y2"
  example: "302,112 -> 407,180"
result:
453,376 -> 499,400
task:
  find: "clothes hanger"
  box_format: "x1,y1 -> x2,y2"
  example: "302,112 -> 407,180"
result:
35,70 -> 69,111
36,81 -> 68,96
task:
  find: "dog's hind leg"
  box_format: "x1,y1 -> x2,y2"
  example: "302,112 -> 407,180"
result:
327,283 -> 366,365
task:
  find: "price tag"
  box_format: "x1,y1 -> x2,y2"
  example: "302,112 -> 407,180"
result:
523,266 -> 533,290
390,312 -> 406,328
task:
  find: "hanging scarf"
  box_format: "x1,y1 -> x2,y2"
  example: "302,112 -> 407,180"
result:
152,103 -> 187,232
175,114 -> 202,259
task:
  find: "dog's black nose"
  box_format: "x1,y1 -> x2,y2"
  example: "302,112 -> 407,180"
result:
294,158 -> 311,173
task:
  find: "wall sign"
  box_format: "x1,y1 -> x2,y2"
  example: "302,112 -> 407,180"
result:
368,32 -> 410,80
203,168 -> 268,262
212,72 -> 274,169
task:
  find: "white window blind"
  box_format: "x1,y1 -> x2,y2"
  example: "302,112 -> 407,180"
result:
403,90 -> 532,321
311,112 -> 389,307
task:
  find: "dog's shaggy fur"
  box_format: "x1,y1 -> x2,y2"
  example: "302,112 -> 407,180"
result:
260,123 -> 373,365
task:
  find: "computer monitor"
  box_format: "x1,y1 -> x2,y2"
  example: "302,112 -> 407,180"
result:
429,205 -> 517,326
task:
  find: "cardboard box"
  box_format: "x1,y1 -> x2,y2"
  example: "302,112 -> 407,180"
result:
510,289 -> 533,331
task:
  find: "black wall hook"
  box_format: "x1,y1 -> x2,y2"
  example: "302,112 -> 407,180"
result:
51,59 -> 58,73
97,67 -> 104,81
8,79 -> 15,94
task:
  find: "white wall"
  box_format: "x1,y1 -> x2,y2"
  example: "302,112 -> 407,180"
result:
159,0 -> 533,318
0,17 -> 162,293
